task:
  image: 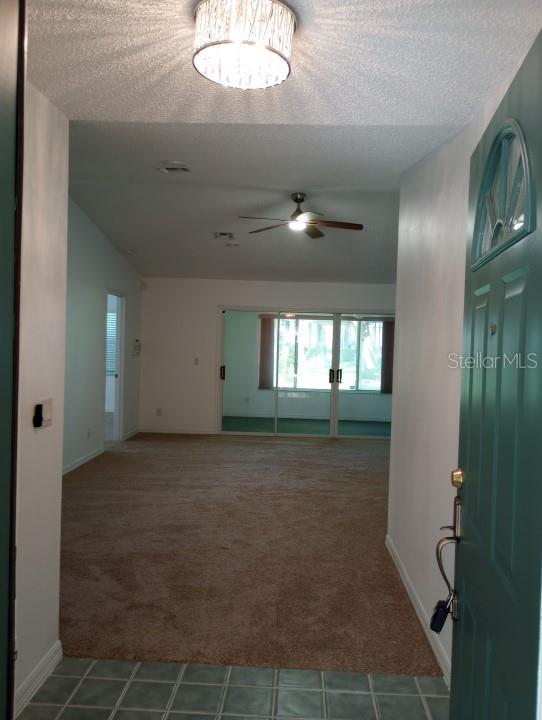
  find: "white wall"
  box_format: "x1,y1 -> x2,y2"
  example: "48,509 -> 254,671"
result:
15,84 -> 68,708
63,200 -> 142,472
139,279 -> 395,433
222,310 -> 392,421
386,61 -> 527,680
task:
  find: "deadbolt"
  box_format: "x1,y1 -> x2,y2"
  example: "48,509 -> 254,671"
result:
451,468 -> 465,489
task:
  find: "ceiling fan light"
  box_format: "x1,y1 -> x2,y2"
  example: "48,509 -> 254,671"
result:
289,220 -> 307,231
193,0 -> 296,90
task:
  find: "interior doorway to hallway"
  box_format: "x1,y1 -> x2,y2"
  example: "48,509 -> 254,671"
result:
104,292 -> 124,445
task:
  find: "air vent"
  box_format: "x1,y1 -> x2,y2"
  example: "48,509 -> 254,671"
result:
156,160 -> 190,174
213,232 -> 235,240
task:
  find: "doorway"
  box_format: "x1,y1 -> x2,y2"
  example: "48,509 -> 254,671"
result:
104,293 -> 124,444
220,309 -> 393,437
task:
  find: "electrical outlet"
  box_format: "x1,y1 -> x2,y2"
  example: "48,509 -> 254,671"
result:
194,357 -> 199,366
156,408 -> 162,417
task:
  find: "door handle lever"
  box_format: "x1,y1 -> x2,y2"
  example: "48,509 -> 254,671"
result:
432,493 -> 462,627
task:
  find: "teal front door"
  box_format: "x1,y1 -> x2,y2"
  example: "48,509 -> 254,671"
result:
0,0 -> 23,715
450,33 -> 542,720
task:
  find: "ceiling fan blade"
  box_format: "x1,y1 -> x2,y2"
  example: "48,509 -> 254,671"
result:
239,215 -> 289,222
313,220 -> 364,231
304,224 -> 325,239
297,211 -> 323,222
249,223 -> 288,234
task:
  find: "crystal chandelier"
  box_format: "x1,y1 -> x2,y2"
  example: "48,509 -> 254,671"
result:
193,0 -> 297,90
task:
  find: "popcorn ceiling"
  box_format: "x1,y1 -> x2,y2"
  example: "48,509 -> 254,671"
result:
28,0 -> 542,125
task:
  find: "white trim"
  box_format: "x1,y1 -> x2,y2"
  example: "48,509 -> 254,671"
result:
218,304 -> 396,315
63,447 -> 104,475
15,640 -> 63,716
385,533 -> 451,685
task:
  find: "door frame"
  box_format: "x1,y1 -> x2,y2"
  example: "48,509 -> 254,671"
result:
1,0 -> 25,716
216,305 -> 394,438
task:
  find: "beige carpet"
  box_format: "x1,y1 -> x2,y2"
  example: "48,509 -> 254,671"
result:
60,433 -> 439,675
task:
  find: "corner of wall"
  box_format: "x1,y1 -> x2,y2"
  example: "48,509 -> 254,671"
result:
14,641 -> 63,717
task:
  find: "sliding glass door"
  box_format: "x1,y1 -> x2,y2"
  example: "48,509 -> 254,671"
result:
221,310 -> 277,432
337,317 -> 393,437
221,310 -> 393,437
276,314 -> 334,435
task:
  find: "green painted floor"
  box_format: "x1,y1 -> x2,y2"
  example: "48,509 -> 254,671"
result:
221,416 -> 391,437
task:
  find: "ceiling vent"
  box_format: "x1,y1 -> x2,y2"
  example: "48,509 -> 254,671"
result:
156,161 -> 190,174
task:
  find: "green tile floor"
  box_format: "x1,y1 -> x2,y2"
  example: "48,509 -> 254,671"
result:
21,659 -> 449,720
221,417 -> 391,438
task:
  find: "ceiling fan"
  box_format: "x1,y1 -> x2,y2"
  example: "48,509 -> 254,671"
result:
239,192 -> 364,239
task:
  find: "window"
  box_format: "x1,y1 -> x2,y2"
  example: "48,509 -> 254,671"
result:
105,311 -> 118,376
276,317 -> 333,389
472,119 -> 535,269
258,315 -> 394,393
340,320 -> 384,392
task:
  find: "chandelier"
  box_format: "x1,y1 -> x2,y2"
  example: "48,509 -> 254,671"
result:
193,0 -> 297,90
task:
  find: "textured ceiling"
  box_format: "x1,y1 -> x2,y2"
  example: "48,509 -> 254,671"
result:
28,0 -> 542,125
28,1 -> 542,281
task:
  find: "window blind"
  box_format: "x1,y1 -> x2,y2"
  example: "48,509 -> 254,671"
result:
106,312 -> 117,375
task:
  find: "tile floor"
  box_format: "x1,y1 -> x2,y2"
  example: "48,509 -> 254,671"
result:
21,660 -> 449,720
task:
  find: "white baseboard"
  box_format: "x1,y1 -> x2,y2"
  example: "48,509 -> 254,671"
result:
385,534 -> 451,684
63,447 -> 104,475
15,640 -> 63,716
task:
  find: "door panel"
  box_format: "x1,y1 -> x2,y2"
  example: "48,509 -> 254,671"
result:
450,33 -> 542,719
492,270 -> 527,583
0,0 -> 23,715
465,285 -> 491,533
